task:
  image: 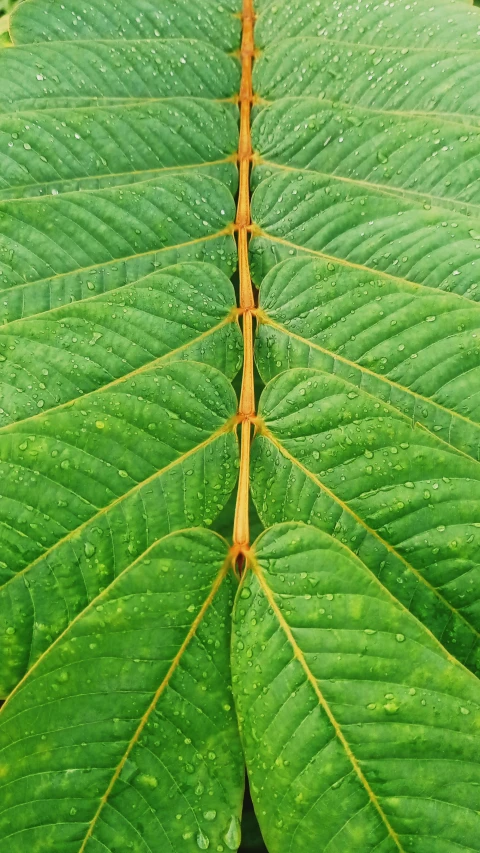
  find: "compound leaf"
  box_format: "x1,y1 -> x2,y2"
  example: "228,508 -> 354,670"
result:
249,0 -> 480,671
0,0 -> 243,692
0,0 -> 244,841
238,0 -> 480,848
0,528 -> 243,852
232,523 -> 480,852
3,0 -> 480,850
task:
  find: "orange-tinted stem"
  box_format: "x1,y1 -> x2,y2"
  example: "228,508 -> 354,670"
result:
233,0 -> 255,558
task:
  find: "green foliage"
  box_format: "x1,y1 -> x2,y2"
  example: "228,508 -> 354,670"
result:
0,0 -> 480,851
234,524 -> 480,851
240,0 -> 480,847
2,529 -> 243,851
0,0 -> 245,847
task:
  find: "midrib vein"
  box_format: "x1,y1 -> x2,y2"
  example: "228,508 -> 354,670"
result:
232,0 -> 256,557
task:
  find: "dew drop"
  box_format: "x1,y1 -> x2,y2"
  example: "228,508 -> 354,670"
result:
84,541 -> 96,558
197,830 -> 210,849
223,816 -> 241,850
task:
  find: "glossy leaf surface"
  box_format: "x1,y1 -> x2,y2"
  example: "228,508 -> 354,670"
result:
11,0 -> 241,49
233,523 -> 480,852
0,0 -> 244,847
0,528 -> 243,852
234,0 -> 480,849
1,0 -> 480,850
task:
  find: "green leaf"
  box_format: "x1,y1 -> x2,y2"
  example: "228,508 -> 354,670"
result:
240,0 -> 480,847
0,172 -> 237,321
232,522 -> 480,852
10,0 -> 241,51
0,527 -> 244,852
253,37 -> 480,116
248,0 -> 480,674
0,359 -> 239,694
251,368 -> 480,669
0,0 -> 244,702
255,0 -> 477,51
2,0 -> 480,849
0,99 -> 238,199
0,261 -> 242,423
256,255 -> 480,459
0,39 -> 240,112
250,169 -> 480,298
252,99 -> 480,213
0,0 -> 245,840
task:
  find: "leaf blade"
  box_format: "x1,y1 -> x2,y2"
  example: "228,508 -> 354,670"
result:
0,528 -> 244,852
249,0 -> 480,684
0,99 -> 239,200
0,0 -> 243,714
232,522 -> 480,852
0,359 -> 239,695
11,0 -> 241,51
251,368 -> 480,670
255,256 -> 480,460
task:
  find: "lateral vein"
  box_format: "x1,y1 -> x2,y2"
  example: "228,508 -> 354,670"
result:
259,424 -> 480,651
0,423 -> 234,594
257,311 -> 480,457
250,551 -> 406,853
76,554 -> 230,853
250,229 -> 479,305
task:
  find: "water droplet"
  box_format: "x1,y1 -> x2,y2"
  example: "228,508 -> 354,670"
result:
197,830 -> 210,849
138,773 -> 158,788
84,541 -> 96,558
223,816 -> 241,850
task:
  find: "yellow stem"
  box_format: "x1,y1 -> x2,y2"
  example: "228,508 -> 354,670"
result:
232,0 -> 256,561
